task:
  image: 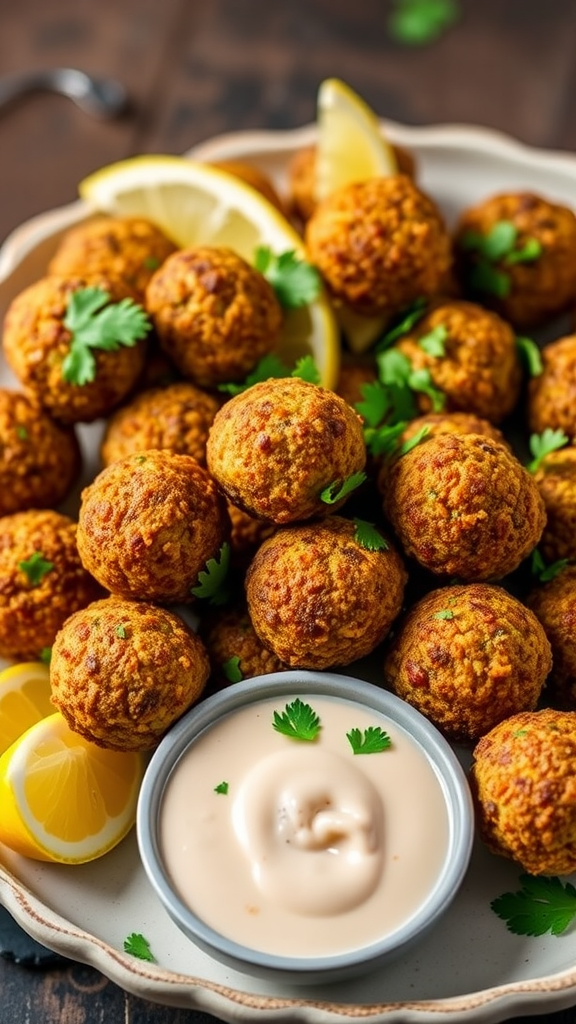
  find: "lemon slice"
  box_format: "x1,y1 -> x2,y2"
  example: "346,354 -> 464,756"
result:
0,662 -> 53,756
0,712 -> 144,863
315,77 -> 398,203
79,155 -> 339,389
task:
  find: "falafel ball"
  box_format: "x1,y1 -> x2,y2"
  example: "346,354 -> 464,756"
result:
334,357 -> 378,411
226,499 -> 276,570
0,509 -> 101,661
77,450 -> 229,603
145,246 -> 283,387
396,411 -> 509,449
391,300 -> 522,423
0,389 -> 81,514
245,515 -> 407,669
200,599 -> 289,691
206,376 -> 366,524
454,192 -> 576,329
383,583 -> 551,742
305,175 -> 452,318
527,567 -> 576,708
527,334 -> 576,440
287,143 -> 417,224
381,432 -> 546,580
2,274 -> 149,424
50,597 -> 209,751
47,216 -> 177,303
100,381 -> 221,468
470,708 -> 576,875
531,445 -> 576,563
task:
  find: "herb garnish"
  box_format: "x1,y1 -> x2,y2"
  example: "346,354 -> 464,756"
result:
388,0 -> 460,45
376,298 -> 428,350
434,609 -> 455,620
62,287 -> 151,386
218,353 -> 321,396
18,551 -> 54,586
222,656 -> 243,683
460,221 -> 542,298
320,471 -> 366,505
347,726 -> 392,754
526,428 -> 569,473
40,646 -> 52,665
123,932 -> 157,962
115,624 -> 127,639
254,246 -> 321,309
516,336 -> 543,377
273,698 -> 321,742
353,518 -> 389,552
377,349 -> 445,414
491,875 -> 576,937
15,425 -> 28,440
419,324 -> 448,358
396,425 -> 430,459
530,548 -> 568,583
191,542 -> 231,605
214,781 -> 229,795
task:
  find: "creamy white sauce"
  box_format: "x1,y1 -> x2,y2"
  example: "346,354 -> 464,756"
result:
160,695 -> 449,957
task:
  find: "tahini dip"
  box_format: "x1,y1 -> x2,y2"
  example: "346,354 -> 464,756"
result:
159,693 -> 450,958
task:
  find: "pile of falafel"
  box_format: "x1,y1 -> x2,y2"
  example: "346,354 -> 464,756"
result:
3,146 -> 576,876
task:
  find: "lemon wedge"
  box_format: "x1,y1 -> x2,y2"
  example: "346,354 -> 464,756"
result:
0,712 -> 144,863
79,155 -> 339,389
315,77 -> 397,203
0,661 -> 53,757
315,79 -> 398,354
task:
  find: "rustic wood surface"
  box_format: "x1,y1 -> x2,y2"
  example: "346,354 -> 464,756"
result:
1,0 -> 576,1021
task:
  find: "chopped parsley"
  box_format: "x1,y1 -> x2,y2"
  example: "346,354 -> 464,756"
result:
516,336 -> 543,377
123,932 -> 157,962
218,353 -> 321,396
39,646 -> 52,665
388,0 -> 460,45
347,726 -> 392,754
62,286 -> 151,386
320,471 -> 366,505
408,367 -> 445,412
353,518 -> 389,551
18,551 -> 54,586
222,655 -> 243,683
375,298 -> 428,350
527,428 -> 569,473
292,354 -> 321,385
273,698 -> 321,742
254,246 -> 321,309
530,548 -> 568,583
434,609 -> 455,620
214,780 -> 229,795
418,323 -> 448,358
460,220 -> 542,298
115,624 -> 127,639
191,542 -> 231,605
396,424 -> 430,458
491,875 -> 576,937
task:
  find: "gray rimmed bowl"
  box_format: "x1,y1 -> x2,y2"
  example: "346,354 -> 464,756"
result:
137,670 -> 474,984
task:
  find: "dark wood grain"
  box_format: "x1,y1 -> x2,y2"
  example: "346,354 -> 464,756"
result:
1,0 -> 576,1020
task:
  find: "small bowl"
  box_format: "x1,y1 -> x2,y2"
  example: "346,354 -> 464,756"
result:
137,670 -> 474,984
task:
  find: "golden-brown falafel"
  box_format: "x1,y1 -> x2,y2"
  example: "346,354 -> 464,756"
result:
200,599 -> 289,691
245,515 -> 407,669
527,566 -> 576,708
383,583 -> 551,742
77,450 -> 229,603
50,597 -> 209,751
527,335 -> 576,441
470,708 -> 576,875
531,445 -> 576,563
206,376 -> 366,524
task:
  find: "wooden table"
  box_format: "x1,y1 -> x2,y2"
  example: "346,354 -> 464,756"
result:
1,0 -> 576,1020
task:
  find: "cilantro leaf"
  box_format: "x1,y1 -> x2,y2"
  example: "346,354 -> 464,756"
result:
527,428 -> 569,473
218,353 -> 298,396
530,548 -> 568,583
468,259 -> 511,298
419,323 -> 448,358
355,380 -> 392,429
320,471 -> 366,504
347,726 -> 392,754
516,336 -> 543,378
353,518 -> 389,551
459,221 -> 542,299
62,287 -> 151,385
214,780 -> 229,795
388,0 -> 459,46
375,298 -> 428,350
291,355 -> 321,385
396,424 -> 431,458
504,237 -> 543,265
18,551 -> 54,586
191,543 -> 231,605
434,609 -> 454,620
254,246 -> 320,309
222,655 -> 243,683
273,698 -> 321,741
123,932 -> 156,962
408,367 -> 446,411
491,874 -> 576,937
481,221 -> 518,261
115,624 -> 127,639
377,348 -> 413,387
366,421 -> 407,457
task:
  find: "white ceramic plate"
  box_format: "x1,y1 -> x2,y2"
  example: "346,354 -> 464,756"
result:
1,121 -> 576,1023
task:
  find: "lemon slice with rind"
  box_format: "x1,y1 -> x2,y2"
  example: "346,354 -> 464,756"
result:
79,155 -> 340,389
0,712 -> 144,863
0,661 -> 53,756
315,77 -> 398,203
